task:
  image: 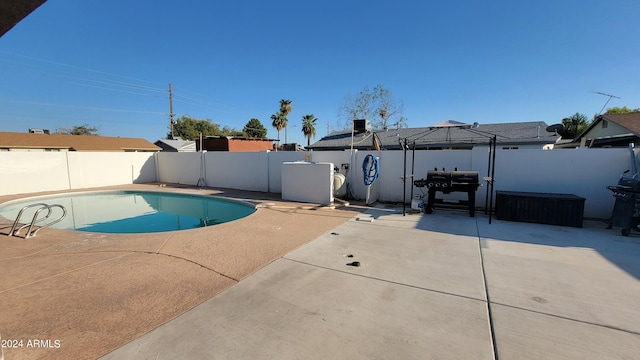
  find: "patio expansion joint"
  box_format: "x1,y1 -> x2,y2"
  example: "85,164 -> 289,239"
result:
110,249 -> 241,282
282,257 -> 487,304
1,250 -> 239,296
490,301 -> 640,337
475,219 -> 499,360
473,219 -> 640,357
147,234 -> 237,282
0,252 -> 129,295
0,242 -> 67,260
149,250 -> 240,282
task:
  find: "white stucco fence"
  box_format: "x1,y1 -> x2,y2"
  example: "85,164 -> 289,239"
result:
0,152 -> 157,196
0,147 -> 635,219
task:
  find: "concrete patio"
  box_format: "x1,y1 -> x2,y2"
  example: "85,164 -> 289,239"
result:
104,200 -> 640,359
1,185 -> 639,359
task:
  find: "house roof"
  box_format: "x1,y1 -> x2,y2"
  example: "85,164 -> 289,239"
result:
154,138 -> 196,151
600,112 -> 640,135
308,121 -> 558,150
203,136 -> 277,141
576,112 -> 640,140
557,112 -> 640,148
0,132 -> 161,151
0,0 -> 46,37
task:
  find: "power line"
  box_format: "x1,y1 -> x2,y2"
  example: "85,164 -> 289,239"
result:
0,51 -> 258,136
171,85 -> 241,112
0,50 -> 166,88
0,99 -> 167,115
0,111 -> 167,125
62,81 -> 160,97
0,51 -> 237,114
0,56 -> 166,96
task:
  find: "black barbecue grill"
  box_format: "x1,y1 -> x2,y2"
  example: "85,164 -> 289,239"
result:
606,143 -> 640,235
414,170 -> 481,216
607,171 -> 640,235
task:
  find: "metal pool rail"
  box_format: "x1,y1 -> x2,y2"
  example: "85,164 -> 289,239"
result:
8,203 -> 67,238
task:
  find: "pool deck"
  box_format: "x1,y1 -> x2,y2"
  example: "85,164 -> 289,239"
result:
1,184 -> 640,359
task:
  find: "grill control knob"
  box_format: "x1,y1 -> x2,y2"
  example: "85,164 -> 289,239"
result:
442,183 -> 448,187
435,183 -> 441,187
428,183 -> 434,188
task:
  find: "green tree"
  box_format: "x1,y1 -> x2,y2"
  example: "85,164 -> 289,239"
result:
169,115 -> 218,140
243,118 -> 267,138
560,113 -> 589,139
271,112 -> 286,142
339,84 -> 406,130
606,106 -> 640,114
279,99 -> 292,143
220,126 -> 245,137
55,124 -> 99,135
301,114 -> 317,147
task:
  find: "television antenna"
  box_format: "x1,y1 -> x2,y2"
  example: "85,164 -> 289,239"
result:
592,91 -> 621,115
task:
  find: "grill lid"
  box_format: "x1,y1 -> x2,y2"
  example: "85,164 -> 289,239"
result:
618,174 -> 640,191
452,171 -> 479,184
424,170 -> 479,188
426,171 -> 452,188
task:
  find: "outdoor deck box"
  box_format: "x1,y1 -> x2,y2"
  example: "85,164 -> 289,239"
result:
495,191 -> 586,227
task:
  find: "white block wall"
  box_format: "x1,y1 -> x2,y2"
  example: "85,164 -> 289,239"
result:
0,147 -> 634,219
267,151 -> 308,193
67,152 -> 156,188
156,152 -> 201,185
0,152 -> 156,196
205,152 -> 270,192
0,152 -> 69,195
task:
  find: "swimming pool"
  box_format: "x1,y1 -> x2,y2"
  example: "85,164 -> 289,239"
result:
0,190 -> 256,234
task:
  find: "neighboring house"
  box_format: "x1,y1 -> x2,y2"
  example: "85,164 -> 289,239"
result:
280,143 -> 306,151
197,136 -> 275,152
154,138 -> 196,152
308,120 -> 559,151
0,131 -> 160,152
558,112 -> 640,148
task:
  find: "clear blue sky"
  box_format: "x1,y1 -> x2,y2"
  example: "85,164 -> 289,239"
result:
1,0 -> 638,144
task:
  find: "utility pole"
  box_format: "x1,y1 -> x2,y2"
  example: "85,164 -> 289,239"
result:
169,83 -> 175,139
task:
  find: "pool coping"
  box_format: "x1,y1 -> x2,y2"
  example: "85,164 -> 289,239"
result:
0,188 -> 259,234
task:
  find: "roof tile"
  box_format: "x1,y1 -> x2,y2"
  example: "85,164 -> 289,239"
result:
0,132 -> 160,151
309,121 -> 556,150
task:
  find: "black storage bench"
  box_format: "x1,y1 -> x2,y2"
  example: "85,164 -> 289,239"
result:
495,191 -> 586,228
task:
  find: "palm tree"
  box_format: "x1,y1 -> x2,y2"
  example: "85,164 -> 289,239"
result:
271,112 -> 285,142
279,99 -> 292,117
301,114 -> 317,147
279,99 -> 292,143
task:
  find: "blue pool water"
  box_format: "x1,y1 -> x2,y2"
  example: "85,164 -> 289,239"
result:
0,191 -> 256,234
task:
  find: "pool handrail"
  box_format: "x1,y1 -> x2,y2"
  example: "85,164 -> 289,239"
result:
9,203 -> 67,238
